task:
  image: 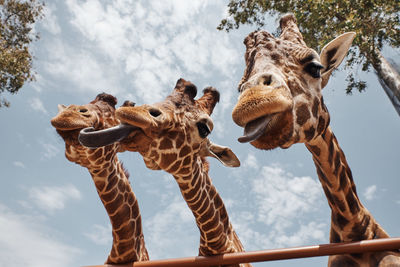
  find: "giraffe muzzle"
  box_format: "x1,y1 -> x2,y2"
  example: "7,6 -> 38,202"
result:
78,123 -> 138,148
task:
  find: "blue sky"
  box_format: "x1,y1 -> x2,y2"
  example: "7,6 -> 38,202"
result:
0,1 -> 399,266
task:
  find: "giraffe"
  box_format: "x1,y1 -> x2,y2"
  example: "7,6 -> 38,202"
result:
50,93 -> 149,264
231,14 -> 400,267
79,79 -> 252,267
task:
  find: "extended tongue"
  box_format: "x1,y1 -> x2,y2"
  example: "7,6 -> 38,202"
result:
238,115 -> 273,143
78,123 -> 138,148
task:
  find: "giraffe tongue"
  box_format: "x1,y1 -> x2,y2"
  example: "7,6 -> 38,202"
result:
78,123 -> 138,148
238,115 -> 273,143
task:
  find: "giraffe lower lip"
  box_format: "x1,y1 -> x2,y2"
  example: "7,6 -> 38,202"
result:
78,123 -> 138,148
238,115 -> 273,143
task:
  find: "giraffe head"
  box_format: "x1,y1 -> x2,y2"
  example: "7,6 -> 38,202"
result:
118,78 -> 240,174
232,14 -> 355,150
50,93 -> 121,167
81,78 -> 240,175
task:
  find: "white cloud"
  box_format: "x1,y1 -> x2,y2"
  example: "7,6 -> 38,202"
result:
253,166 -> 322,230
145,196 -> 198,259
65,0 -> 135,60
364,185 -> 377,201
169,27 -> 209,74
43,40 -> 120,94
230,210 -> 274,250
243,153 -> 259,169
210,80 -> 237,138
0,204 -> 80,267
232,211 -> 326,250
28,184 -> 81,214
50,0 -> 239,104
30,73 -> 44,93
217,80 -> 236,112
132,69 -> 171,103
229,164 -> 328,250
42,4 -> 61,35
150,0 -> 207,27
40,141 -> 59,159
84,224 -> 112,245
210,35 -> 240,77
13,161 -> 26,168
274,221 -> 326,247
29,97 -> 48,114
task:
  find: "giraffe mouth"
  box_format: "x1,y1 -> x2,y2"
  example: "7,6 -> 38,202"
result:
238,114 -> 275,143
78,123 -> 139,148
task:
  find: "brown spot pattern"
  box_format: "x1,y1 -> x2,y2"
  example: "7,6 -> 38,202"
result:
296,104 -> 310,126
304,126 -> 315,141
312,97 -> 319,118
346,190 -> 361,215
159,138 -> 173,150
332,212 -> 350,229
179,145 -> 191,158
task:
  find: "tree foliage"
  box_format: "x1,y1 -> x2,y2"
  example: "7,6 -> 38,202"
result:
218,0 -> 400,96
0,0 -> 44,107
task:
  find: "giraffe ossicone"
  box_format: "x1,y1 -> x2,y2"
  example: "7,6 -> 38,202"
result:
232,13 -> 400,266
51,93 -> 149,264
81,78 -> 251,267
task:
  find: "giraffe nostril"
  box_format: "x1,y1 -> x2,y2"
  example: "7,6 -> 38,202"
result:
79,108 -> 88,113
149,108 -> 162,117
262,75 -> 273,86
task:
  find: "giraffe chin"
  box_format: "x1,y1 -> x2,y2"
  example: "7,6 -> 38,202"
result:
78,123 -> 138,149
238,114 -> 274,143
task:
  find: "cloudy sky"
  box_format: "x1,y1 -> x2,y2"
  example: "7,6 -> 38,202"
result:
0,1 -> 399,266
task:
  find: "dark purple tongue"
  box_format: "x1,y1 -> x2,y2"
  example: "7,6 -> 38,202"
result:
78,123 -> 138,148
238,115 -> 273,143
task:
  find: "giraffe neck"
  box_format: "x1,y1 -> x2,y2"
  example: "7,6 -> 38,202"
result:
173,157 -> 246,259
69,144 -> 149,264
305,127 -> 388,243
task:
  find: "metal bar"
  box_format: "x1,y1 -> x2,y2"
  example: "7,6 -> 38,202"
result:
85,237 -> 400,267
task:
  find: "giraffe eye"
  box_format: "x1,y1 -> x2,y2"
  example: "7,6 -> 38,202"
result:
305,62 -> 324,78
197,122 -> 210,138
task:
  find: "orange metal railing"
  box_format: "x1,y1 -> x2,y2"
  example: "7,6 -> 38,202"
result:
86,237 -> 400,267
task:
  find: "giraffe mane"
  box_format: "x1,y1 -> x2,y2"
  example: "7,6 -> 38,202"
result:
120,161 -> 130,180
201,157 -> 210,174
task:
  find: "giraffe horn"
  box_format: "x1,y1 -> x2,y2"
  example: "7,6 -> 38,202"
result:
78,123 -> 138,148
197,87 -> 220,115
279,13 -> 305,45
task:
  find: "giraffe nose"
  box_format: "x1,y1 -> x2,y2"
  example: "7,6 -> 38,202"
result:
240,72 -> 283,92
256,72 -> 281,87
148,107 -> 162,118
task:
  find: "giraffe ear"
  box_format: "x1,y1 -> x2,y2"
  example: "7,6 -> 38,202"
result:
320,32 -> 356,88
57,104 -> 66,112
206,142 -> 240,168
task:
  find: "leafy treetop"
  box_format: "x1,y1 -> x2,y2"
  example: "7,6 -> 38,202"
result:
218,0 -> 400,95
0,0 -> 44,107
